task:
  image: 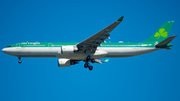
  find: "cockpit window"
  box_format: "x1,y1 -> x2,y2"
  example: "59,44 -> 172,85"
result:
7,45 -> 11,47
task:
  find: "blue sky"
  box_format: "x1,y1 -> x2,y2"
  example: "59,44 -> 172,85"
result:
0,0 -> 180,101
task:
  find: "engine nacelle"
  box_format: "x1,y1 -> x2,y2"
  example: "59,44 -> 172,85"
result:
61,46 -> 78,54
58,59 -> 77,67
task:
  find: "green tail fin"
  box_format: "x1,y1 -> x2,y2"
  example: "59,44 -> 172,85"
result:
143,21 -> 174,43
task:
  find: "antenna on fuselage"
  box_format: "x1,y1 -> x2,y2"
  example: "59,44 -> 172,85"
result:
118,41 -> 124,43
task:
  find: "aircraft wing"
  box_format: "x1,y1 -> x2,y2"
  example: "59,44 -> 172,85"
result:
76,16 -> 124,53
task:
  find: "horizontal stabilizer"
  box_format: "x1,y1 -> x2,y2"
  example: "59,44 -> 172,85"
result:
164,47 -> 171,50
156,35 -> 177,48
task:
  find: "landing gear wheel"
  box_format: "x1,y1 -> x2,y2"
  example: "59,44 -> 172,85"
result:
84,63 -> 89,68
91,59 -> 95,63
89,66 -> 93,71
86,55 -> 91,61
18,60 -> 22,64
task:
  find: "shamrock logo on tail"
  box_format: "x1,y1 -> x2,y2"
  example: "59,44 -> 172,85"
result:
154,28 -> 168,39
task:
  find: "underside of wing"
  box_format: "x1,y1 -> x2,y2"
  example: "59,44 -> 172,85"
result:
76,16 -> 124,53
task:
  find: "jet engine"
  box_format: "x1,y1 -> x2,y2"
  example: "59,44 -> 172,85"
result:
58,59 -> 78,67
61,46 -> 78,54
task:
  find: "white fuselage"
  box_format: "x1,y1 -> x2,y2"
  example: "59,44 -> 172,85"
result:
2,47 -> 160,60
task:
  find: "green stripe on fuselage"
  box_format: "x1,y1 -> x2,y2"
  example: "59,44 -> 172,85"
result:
6,42 -> 156,48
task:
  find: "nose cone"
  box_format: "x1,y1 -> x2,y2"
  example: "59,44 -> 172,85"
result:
2,48 -> 10,54
2,48 -> 6,53
2,48 -> 17,56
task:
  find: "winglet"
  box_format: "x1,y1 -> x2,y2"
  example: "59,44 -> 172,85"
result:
117,16 -> 124,21
104,59 -> 109,62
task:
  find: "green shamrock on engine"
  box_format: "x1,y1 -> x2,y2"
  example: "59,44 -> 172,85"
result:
154,28 -> 168,39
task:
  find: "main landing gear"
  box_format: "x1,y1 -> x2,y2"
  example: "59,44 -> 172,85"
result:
18,57 -> 22,64
84,63 -> 93,70
84,55 -> 94,71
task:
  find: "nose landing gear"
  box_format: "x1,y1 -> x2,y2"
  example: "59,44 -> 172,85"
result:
18,57 -> 22,64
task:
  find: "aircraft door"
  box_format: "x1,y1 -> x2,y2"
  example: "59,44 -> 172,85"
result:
48,43 -> 53,49
139,43 -> 142,47
16,43 -> 21,49
48,43 -> 53,47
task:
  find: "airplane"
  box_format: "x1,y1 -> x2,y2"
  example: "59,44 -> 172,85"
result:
2,16 -> 177,70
